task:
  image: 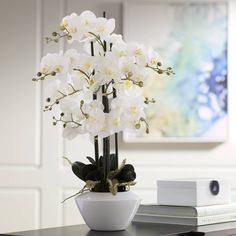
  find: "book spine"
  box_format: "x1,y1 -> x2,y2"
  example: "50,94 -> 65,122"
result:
132,214 -> 196,226
197,205 -> 236,217
197,213 -> 236,226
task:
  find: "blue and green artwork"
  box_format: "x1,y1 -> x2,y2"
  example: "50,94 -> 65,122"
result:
145,3 -> 228,140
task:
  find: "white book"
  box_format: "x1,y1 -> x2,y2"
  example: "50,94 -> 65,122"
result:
132,212 -> 236,226
138,203 -> 236,217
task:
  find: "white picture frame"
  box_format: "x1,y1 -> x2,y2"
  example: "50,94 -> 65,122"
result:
123,0 -> 233,143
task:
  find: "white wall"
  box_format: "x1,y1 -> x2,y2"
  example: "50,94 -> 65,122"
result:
0,0 -> 236,233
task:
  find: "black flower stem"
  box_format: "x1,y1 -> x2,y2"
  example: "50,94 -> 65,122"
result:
113,87 -> 119,170
90,42 -> 100,167
102,83 -> 110,191
102,11 -> 110,191
110,42 -> 119,170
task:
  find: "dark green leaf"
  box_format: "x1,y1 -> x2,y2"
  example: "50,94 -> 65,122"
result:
81,164 -> 97,180
72,161 -> 85,181
86,156 -> 96,165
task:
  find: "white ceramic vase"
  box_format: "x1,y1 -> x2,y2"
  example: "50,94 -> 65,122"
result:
75,191 -> 141,231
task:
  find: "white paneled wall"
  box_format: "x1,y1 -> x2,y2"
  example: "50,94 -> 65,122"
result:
0,0 -> 236,233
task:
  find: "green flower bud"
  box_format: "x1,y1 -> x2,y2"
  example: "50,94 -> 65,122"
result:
32,78 -> 37,81
60,112 -> 64,117
46,98 -> 51,102
146,128 -> 150,134
158,70 -> 163,74
67,35 -> 72,40
138,81 -> 144,87
80,100 -> 84,105
53,122 -> 57,126
135,123 -> 141,129
55,100 -> 59,104
51,71 -> 56,76
52,32 -> 57,37
127,72 -> 133,77
60,25 -> 65,31
157,62 -> 162,67
63,123 -> 66,128
37,72 -> 42,77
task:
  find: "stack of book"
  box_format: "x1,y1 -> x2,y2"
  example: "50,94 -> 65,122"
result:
133,204 -> 236,226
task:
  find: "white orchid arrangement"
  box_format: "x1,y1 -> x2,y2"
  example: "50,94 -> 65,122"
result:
33,11 -> 174,198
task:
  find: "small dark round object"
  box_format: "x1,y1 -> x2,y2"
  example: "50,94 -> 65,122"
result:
37,72 -> 42,77
210,180 -> 220,195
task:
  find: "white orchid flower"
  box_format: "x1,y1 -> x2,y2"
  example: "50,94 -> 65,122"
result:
95,52 -> 122,84
118,56 -> 135,77
40,52 -> 69,75
147,48 -> 162,67
65,49 -> 80,69
127,42 -> 149,66
63,122 -> 86,140
131,67 -> 151,87
113,80 -> 142,97
112,40 -> 128,58
45,80 -> 71,103
70,71 -> 88,91
60,13 -> 86,43
83,100 -> 104,113
80,10 -> 97,28
93,17 -> 115,39
107,110 -> 124,134
84,108 -> 105,135
104,33 -> 123,45
122,95 -> 146,121
97,123 -> 111,139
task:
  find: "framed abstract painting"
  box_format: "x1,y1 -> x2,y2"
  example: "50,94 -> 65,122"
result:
123,0 -> 228,142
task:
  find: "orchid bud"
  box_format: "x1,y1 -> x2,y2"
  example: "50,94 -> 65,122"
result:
67,35 -> 72,40
60,25 -> 65,31
37,72 -> 42,77
138,81 -> 144,87
127,72 -> 133,77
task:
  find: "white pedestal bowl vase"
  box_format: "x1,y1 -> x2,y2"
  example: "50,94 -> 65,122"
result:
75,191 -> 141,231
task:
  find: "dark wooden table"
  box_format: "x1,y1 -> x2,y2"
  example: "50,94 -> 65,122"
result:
4,222 -> 236,236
